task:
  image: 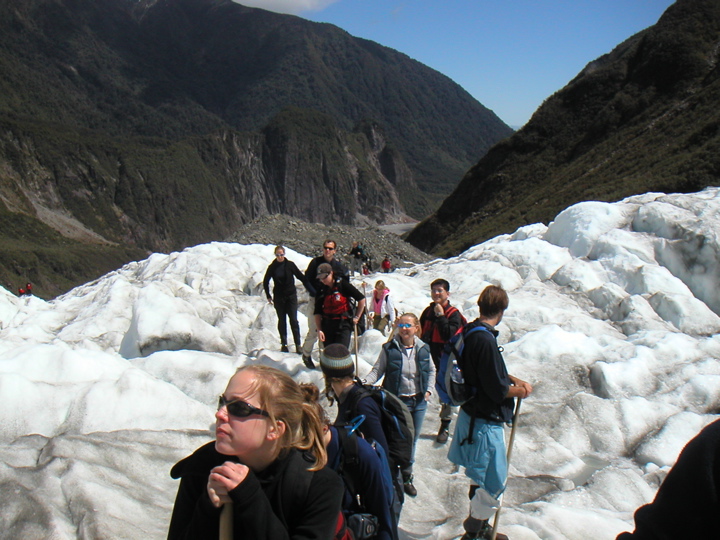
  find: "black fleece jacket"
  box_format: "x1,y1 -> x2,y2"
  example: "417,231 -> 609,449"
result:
167,442 -> 343,540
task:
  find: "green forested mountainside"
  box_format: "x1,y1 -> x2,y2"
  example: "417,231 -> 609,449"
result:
407,0 -> 720,256
0,0 -> 512,296
0,0 -> 511,218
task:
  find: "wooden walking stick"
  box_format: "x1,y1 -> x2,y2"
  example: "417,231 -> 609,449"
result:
490,398 -> 522,540
219,502 -> 232,540
353,322 -> 359,375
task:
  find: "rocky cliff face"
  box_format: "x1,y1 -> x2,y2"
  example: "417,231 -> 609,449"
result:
0,109 -> 413,252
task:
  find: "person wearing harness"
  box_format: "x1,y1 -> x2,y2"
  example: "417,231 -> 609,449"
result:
420,278 -> 466,444
447,285 -> 532,540
301,240 -> 349,368
314,264 -> 366,348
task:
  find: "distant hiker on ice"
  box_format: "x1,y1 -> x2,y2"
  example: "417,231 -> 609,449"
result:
420,278 -> 466,443
167,365 -> 344,539
301,239 -> 348,369
369,280 -> 395,334
314,263 -> 365,349
381,256 -> 392,273
448,285 -> 532,540
364,312 -> 435,497
348,241 -> 365,276
263,245 -> 306,353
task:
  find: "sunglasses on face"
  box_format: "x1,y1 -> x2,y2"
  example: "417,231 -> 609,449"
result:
397,323 -> 413,328
323,246 -> 335,251
218,395 -> 270,419
276,252 -> 285,257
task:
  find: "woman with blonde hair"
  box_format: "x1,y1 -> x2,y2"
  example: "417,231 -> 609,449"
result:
365,313 -> 435,497
370,280 -> 395,334
168,364 -> 344,539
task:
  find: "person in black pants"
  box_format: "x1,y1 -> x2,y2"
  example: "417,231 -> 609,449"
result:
263,245 -> 307,353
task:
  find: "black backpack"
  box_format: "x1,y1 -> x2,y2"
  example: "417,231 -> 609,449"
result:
344,383 -> 415,472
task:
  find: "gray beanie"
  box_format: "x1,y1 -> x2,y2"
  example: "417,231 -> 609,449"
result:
319,344 -> 355,379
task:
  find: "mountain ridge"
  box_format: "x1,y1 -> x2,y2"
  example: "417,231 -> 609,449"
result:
406,0 -> 720,255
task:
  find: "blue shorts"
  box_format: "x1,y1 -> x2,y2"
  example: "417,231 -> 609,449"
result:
447,409 -> 507,497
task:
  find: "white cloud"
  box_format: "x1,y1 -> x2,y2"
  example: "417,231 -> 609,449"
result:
234,0 -> 340,15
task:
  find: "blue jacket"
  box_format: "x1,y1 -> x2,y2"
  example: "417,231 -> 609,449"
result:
327,426 -> 396,540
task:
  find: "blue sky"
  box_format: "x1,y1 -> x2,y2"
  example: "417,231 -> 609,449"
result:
238,1 -> 676,127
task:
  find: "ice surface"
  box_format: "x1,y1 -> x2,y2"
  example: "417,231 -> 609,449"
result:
2,189 -> 720,539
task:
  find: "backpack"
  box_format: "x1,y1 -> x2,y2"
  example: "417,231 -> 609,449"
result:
345,384 -> 415,472
323,281 -> 351,317
288,451 -> 353,540
334,427 -> 398,540
436,325 -> 490,406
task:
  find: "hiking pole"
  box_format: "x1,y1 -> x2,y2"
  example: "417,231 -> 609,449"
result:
219,502 -> 232,540
490,398 -> 522,540
353,323 -> 360,375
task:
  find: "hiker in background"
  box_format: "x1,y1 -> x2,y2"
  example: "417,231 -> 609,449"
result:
17,286 -> 26,297
364,313 -> 435,497
370,280 -> 395,335
167,364 -> 344,539
420,278 -> 466,444
263,246 -> 306,353
449,285 -> 532,540
301,239 -> 348,369
304,382 -> 398,540
362,263 -> 370,276
348,241 -> 365,276
315,263 -> 366,349
24,283 -> 33,296
381,256 -> 392,273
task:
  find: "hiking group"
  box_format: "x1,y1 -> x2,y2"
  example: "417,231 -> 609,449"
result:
169,239 -> 535,540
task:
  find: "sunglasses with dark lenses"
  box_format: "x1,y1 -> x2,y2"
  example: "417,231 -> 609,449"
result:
218,396 -> 270,418
323,246 -> 335,251
397,323 -> 413,328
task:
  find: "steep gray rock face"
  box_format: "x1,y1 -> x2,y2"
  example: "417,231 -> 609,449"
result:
0,110 -> 413,252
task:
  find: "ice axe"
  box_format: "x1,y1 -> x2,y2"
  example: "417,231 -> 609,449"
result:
491,398 -> 522,540
219,502 -> 232,540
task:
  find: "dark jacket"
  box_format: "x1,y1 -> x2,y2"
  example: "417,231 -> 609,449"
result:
327,426 -> 396,540
304,256 -> 348,297
459,320 -> 514,424
167,442 -> 343,540
335,384 -> 390,459
263,259 -> 306,299
420,302 -> 465,364
616,418 -> 720,540
314,278 -> 365,318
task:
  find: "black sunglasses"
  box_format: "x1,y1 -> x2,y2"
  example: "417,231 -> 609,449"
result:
218,395 -> 270,418
323,246 -> 335,251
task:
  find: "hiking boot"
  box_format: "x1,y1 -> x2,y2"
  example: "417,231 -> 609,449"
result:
403,476 -> 417,497
436,419 -> 451,443
302,354 -> 315,369
461,518 -> 509,540
280,344 -> 289,353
